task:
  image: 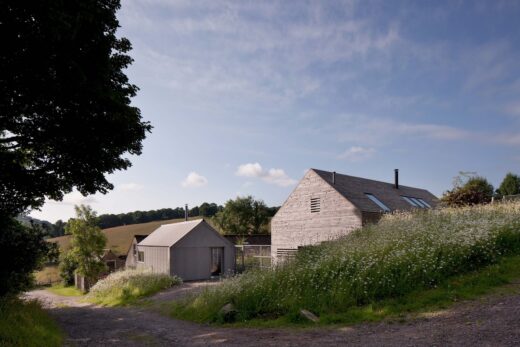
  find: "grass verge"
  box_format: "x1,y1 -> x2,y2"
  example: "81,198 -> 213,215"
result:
46,283 -> 83,297
86,269 -> 182,306
0,299 -> 63,347
170,254 -> 520,327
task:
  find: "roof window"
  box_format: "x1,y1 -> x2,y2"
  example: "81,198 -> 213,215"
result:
365,193 -> 391,212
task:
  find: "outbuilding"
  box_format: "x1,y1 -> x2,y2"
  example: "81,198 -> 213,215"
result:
137,219 -> 235,280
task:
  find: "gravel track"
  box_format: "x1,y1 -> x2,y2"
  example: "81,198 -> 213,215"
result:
25,282 -> 520,346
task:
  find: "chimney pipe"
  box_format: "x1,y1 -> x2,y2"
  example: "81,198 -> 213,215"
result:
394,169 -> 399,189
332,171 -> 336,184
185,204 -> 188,221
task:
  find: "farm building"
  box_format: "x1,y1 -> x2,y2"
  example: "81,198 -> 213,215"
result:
271,168 -> 439,261
137,219 -> 235,280
125,234 -> 148,268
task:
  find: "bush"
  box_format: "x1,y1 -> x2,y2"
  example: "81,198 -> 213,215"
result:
173,202 -> 520,323
58,252 -> 78,285
86,269 -> 182,306
0,216 -> 50,297
0,298 -> 63,347
442,176 -> 494,206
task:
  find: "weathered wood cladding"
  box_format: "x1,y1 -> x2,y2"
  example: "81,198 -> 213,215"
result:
136,245 -> 170,274
271,170 -> 362,260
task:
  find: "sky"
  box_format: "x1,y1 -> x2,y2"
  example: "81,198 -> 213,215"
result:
31,0 -> 520,222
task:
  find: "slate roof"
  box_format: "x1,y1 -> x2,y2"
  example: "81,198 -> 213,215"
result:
312,169 -> 439,213
138,219 -> 204,247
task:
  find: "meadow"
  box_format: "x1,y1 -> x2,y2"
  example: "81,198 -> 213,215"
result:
86,269 -> 182,306
170,202 -> 520,325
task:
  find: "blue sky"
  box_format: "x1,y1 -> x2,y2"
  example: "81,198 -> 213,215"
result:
32,0 -> 520,222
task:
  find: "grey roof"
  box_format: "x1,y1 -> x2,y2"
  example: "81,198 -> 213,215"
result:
312,169 -> 439,213
138,219 -> 204,247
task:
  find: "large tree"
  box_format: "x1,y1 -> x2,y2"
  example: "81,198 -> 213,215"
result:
214,196 -> 271,235
0,1 -> 150,296
0,0 -> 151,216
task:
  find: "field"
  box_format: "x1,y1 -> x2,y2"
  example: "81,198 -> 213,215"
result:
170,202 -> 520,325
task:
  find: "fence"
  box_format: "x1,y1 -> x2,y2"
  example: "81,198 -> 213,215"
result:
235,245 -> 271,272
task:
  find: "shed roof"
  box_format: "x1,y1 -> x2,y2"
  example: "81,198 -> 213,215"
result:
138,219 -> 205,247
312,169 -> 439,213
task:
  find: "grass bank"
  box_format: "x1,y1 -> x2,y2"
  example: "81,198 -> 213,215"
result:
170,202 -> 520,325
0,299 -> 63,347
86,269 -> 182,306
46,283 -> 83,297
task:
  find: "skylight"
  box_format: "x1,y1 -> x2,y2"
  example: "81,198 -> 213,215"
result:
417,198 -> 432,208
402,196 -> 419,207
365,193 -> 391,212
410,197 -> 426,208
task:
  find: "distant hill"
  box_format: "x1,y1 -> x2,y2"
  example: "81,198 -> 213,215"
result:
47,217 -> 204,257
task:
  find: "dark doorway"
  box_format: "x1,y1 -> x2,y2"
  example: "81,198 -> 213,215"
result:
211,247 -> 224,276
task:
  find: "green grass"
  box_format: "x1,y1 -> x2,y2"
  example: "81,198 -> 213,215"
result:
86,269 -> 182,306
170,202 -> 520,326
0,299 -> 63,347
46,283 -> 83,297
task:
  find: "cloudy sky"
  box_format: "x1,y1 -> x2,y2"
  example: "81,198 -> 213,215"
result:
31,0 -> 520,222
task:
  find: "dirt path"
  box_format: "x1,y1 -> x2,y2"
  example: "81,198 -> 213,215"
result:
25,283 -> 520,346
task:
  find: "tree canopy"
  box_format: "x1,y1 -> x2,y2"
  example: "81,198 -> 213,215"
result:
497,172 -> 520,197
441,175 -> 494,207
213,196 -> 279,235
0,0 -> 151,216
66,205 -> 107,288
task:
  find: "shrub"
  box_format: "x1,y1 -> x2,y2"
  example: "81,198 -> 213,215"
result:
173,202 -> 520,323
0,216 -> 50,297
58,252 -> 78,285
86,269 -> 181,306
442,176 -> 494,206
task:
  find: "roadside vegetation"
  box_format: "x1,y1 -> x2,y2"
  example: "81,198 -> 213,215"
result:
170,202 -> 520,325
0,299 -> 63,347
46,284 -> 83,297
86,269 -> 182,306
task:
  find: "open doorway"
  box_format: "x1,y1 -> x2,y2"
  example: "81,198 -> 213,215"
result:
210,247 -> 224,276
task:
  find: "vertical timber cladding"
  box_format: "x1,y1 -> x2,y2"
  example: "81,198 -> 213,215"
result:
271,169 -> 363,260
137,245 -> 170,274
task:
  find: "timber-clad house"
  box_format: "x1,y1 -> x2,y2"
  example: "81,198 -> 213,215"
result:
271,168 -> 439,261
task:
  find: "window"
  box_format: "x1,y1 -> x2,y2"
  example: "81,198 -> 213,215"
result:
137,251 -> 144,262
402,196 -> 419,207
417,198 -> 432,208
410,197 -> 426,208
277,248 -> 298,262
365,193 -> 391,212
310,197 -> 321,213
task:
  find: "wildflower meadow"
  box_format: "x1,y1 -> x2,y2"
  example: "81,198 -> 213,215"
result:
172,202 -> 520,323
87,269 -> 182,306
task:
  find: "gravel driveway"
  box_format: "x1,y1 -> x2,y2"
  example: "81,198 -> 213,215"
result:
25,281 -> 520,346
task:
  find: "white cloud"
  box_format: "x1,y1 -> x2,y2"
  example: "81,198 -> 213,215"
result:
236,163 -> 296,187
117,183 -> 144,192
181,172 -> 208,188
49,191 -> 98,206
339,146 -> 375,161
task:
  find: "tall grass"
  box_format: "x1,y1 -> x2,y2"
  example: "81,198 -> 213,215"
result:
0,299 -> 63,347
86,269 -> 182,306
172,202 -> 520,323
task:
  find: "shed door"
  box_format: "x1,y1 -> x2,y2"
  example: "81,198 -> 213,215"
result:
210,247 -> 224,276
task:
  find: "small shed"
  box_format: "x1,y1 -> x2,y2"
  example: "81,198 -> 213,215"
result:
137,219 -> 235,281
